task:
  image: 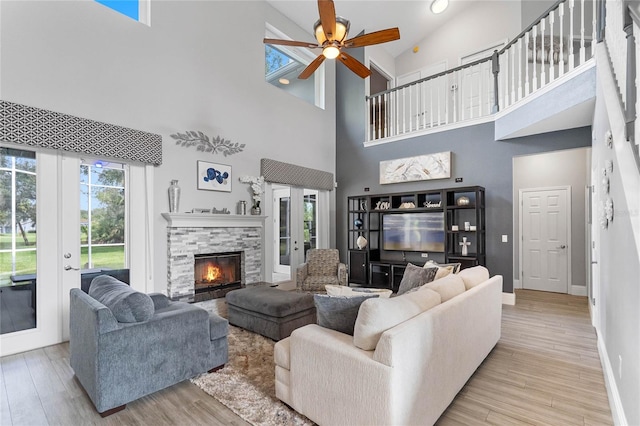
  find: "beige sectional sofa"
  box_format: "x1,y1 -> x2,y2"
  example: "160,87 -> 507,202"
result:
274,266 -> 503,426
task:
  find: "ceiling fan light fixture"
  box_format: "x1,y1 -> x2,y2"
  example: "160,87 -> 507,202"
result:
430,0 -> 449,14
314,16 -> 350,44
322,45 -> 341,59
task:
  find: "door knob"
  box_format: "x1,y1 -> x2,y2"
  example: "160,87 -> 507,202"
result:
557,245 -> 567,249
64,265 -> 80,271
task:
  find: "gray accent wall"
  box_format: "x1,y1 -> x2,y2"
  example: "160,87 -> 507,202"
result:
336,53 -> 591,292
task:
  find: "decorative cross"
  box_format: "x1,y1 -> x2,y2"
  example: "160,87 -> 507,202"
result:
459,236 -> 471,256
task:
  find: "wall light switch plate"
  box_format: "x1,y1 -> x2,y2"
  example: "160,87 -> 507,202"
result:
502,235 -> 508,243
421,253 -> 429,258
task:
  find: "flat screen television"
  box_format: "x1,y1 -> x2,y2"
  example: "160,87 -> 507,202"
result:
382,212 -> 445,252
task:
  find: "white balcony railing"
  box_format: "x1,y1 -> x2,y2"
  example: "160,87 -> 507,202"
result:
366,0 -> 597,143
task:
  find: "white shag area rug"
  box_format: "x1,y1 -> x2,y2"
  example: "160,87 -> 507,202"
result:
191,299 -> 314,426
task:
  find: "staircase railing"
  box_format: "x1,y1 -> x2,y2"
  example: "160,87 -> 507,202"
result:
366,0 -> 597,143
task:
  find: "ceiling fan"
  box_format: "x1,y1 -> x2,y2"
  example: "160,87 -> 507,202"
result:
264,0 -> 400,79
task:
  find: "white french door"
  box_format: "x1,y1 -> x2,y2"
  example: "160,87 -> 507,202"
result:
271,185 -> 328,284
1,149 -> 81,356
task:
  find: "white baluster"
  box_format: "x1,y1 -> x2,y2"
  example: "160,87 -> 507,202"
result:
367,97 -> 372,141
569,0 -> 575,70
540,17 -> 546,86
559,3 -> 565,76
580,0 -> 585,64
378,95 -> 383,139
385,93 -> 389,138
533,25 -> 538,91
504,52 -> 509,108
518,38 -> 523,100
549,10 -> 555,82
430,81 -> 434,127
525,31 -> 531,96
401,87 -> 406,134
511,44 -> 516,106
453,72 -> 458,123
591,0 -> 596,58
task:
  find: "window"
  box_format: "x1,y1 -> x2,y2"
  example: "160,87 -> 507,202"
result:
80,161 -> 126,270
265,24 -> 325,109
95,0 -> 150,25
0,148 -> 37,334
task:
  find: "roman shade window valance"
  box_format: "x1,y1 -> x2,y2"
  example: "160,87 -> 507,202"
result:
0,100 -> 162,165
260,158 -> 334,191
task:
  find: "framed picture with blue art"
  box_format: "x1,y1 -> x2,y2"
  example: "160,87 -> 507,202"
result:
197,161 -> 232,192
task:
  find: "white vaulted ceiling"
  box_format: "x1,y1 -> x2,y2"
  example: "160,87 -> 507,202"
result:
266,0 -> 479,58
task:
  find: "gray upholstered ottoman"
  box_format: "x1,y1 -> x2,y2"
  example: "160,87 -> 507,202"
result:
225,286 -> 316,341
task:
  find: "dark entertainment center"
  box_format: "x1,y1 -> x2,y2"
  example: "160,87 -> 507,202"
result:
347,185 -> 485,292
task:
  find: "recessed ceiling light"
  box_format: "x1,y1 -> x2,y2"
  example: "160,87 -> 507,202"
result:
279,78 -> 290,85
430,0 -> 449,14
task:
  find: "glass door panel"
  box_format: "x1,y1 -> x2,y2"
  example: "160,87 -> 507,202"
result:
0,148 -> 37,334
273,187 -> 291,276
80,162 -> 126,270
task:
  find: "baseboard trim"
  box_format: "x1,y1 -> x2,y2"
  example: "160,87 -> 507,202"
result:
570,285 -> 587,296
597,332 -> 628,426
502,292 -> 516,305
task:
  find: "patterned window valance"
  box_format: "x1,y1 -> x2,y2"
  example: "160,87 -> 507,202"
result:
261,158 -> 334,191
0,100 -> 162,165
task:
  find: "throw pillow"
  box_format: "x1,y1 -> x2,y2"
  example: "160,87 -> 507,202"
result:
423,274 -> 466,302
423,260 -> 462,278
397,263 -> 437,295
353,288 -> 441,351
89,275 -> 154,323
314,294 -> 378,335
457,265 -> 490,290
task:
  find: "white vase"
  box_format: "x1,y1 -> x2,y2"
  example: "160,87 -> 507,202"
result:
356,235 -> 368,249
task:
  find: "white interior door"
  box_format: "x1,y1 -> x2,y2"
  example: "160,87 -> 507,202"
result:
521,187 -> 571,293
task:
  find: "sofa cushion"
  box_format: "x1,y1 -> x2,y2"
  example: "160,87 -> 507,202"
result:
397,263 -> 438,295
88,275 -> 154,323
423,274 -> 466,302
314,294 -> 378,335
353,288 -> 441,351
457,265 -> 490,290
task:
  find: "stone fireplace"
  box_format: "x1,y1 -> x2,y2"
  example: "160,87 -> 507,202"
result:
162,213 -> 265,301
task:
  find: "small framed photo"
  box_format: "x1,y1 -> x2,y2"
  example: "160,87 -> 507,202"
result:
197,161 -> 232,192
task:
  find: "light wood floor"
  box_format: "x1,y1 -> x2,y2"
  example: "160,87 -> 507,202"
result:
1,290 -> 612,425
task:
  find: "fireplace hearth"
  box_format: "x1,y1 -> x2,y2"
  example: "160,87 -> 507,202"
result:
193,251 -> 242,301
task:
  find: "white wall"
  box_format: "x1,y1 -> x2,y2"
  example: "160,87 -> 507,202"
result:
590,47 -> 640,425
394,0 -> 521,77
0,0 -> 337,293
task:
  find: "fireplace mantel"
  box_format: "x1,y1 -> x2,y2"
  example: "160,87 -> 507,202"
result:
161,213 -> 266,228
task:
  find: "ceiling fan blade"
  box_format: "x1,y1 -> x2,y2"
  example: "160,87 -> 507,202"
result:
338,51 -> 371,79
299,55 -> 326,80
318,0 -> 337,40
263,38 -> 319,49
343,28 -> 400,48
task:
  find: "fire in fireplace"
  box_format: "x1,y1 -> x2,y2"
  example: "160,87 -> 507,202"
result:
194,251 -> 241,294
